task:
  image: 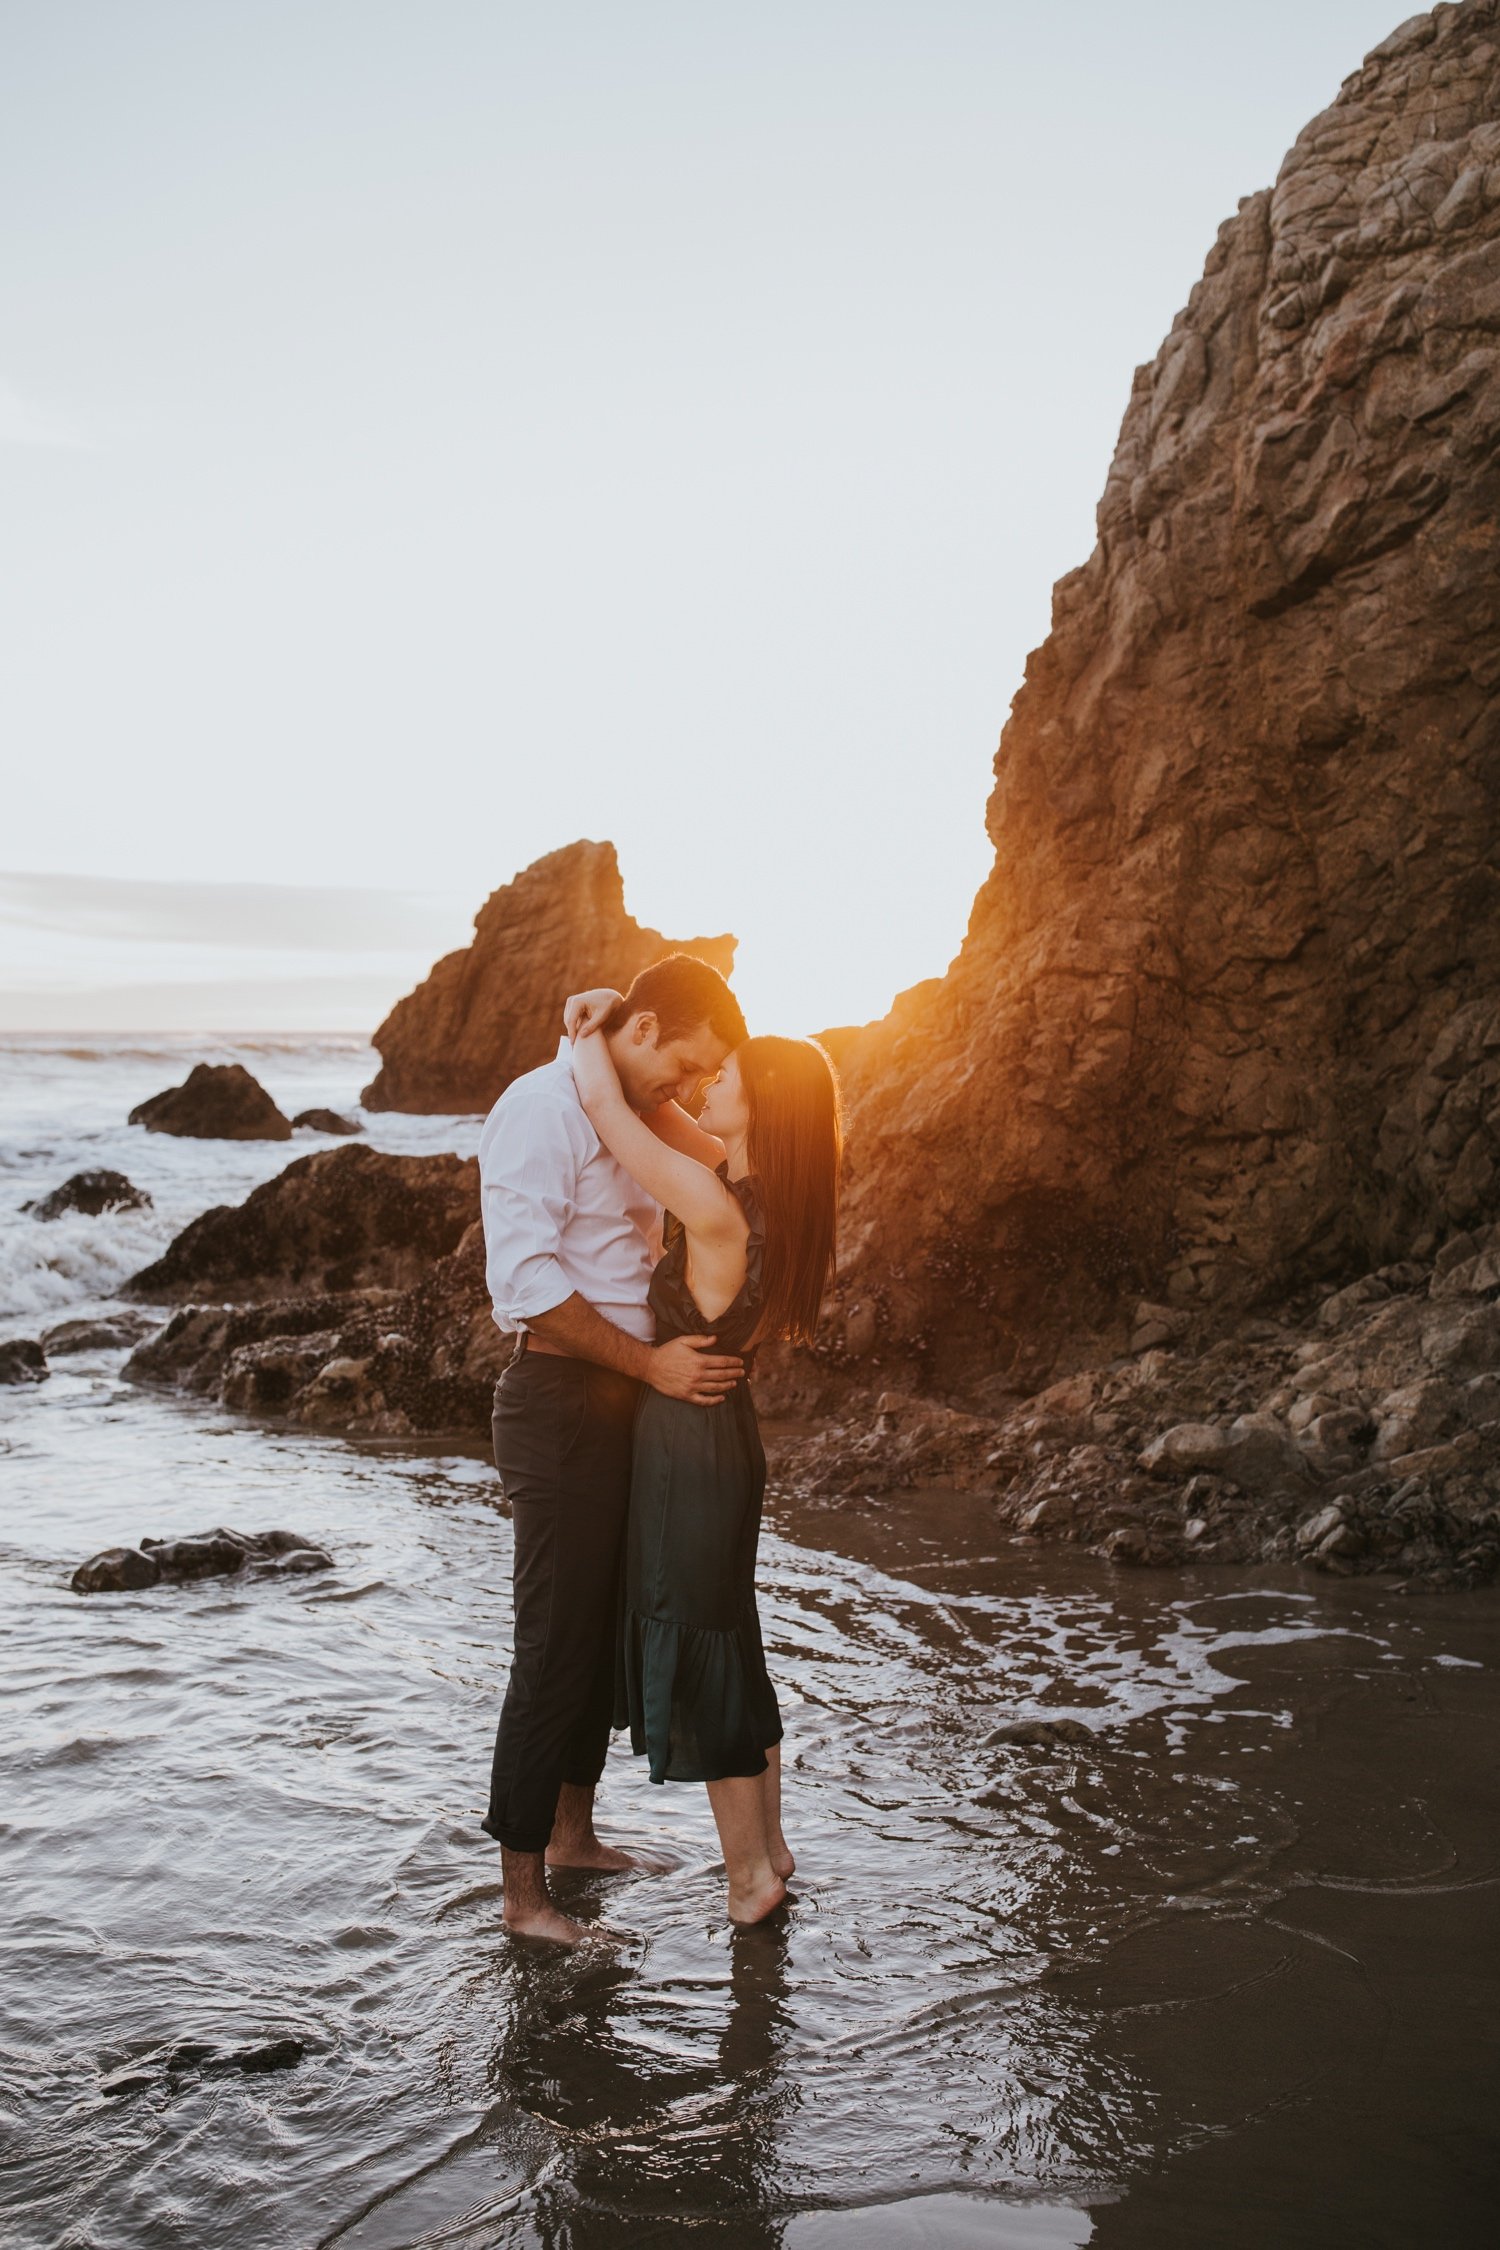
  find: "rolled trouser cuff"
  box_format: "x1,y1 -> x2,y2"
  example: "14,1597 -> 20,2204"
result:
479,1812 -> 551,1854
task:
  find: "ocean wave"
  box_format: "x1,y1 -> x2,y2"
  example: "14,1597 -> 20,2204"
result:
0,1204 -> 174,1330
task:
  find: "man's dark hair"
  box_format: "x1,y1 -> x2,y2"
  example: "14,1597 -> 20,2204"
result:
605,953 -> 747,1049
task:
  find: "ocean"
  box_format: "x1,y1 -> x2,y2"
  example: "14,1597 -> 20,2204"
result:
2,1037 -> 1496,2249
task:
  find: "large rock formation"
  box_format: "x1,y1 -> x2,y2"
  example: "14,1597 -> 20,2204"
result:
129,1063 -> 292,1141
832,3 -> 1500,1396
362,840 -> 737,1113
125,1144 -> 478,1302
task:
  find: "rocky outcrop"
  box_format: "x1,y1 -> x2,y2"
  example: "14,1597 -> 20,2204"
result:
121,1169 -> 1500,1578
768,1219 -> 1500,1585
125,1144 -> 478,1303
129,1064 -> 292,1141
829,4 -> 1500,1395
362,840 -> 736,1113
290,1108 -> 359,1135
70,1526 -> 333,1594
120,1137 -> 500,1433
26,1170 -> 151,1220
124,1221 -> 508,1438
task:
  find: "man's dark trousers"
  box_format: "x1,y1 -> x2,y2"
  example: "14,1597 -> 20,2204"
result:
482,1338 -> 641,1853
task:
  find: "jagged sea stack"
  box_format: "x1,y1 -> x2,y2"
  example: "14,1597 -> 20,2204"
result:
362,840 -> 736,1113
835,4 -> 1500,1388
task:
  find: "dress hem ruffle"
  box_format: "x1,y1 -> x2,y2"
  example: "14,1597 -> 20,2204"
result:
618,1605 -> 783,1785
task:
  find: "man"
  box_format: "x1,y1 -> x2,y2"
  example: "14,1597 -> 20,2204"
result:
479,952 -> 749,1945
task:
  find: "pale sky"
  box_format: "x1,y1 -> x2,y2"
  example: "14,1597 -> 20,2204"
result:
2,0 -> 1409,1037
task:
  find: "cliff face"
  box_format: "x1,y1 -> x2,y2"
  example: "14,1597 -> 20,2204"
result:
363,841 -> 736,1114
835,3 -> 1500,1392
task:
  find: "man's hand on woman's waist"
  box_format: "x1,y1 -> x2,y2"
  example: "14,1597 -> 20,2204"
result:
524,1293 -> 743,1404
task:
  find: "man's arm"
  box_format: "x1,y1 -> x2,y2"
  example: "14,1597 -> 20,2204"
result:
525,1294 -> 742,1402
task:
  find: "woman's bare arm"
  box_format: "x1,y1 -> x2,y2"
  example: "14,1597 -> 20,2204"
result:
641,1099 -> 728,1170
571,1030 -> 745,1243
563,987 -> 728,1170
564,988 -> 622,1038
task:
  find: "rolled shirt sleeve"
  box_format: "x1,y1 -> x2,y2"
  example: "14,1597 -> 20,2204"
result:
480,1087 -> 591,1329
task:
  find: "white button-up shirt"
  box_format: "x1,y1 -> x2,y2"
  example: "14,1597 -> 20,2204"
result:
478,1039 -> 661,1343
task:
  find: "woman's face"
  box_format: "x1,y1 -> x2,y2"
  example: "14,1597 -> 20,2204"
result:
697,1047 -> 750,1142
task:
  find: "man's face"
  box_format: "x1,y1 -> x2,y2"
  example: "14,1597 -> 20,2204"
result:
613,1014 -> 730,1111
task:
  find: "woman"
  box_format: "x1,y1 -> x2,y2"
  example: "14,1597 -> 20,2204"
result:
563,988 -> 841,1926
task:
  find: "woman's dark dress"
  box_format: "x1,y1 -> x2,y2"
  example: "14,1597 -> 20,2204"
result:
619,1168 -> 783,1784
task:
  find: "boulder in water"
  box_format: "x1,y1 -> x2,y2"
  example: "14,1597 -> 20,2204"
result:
125,1142 -> 478,1302
26,1169 -> 152,1220
71,1525 -> 333,1593
291,1107 -> 360,1135
129,1063 -> 292,1141
71,1547 -> 162,1593
0,1338 -> 48,1385
98,2032 -> 308,2098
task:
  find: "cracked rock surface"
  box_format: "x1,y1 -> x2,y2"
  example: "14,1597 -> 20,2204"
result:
827,2 -> 1500,1392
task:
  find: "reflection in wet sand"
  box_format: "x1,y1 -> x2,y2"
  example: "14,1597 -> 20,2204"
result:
3,1373 -> 1498,2248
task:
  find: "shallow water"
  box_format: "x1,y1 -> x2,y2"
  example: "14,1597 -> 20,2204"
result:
2,1043 -> 1498,2247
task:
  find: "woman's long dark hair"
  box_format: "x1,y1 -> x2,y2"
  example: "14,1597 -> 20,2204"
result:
740,1036 -> 841,1346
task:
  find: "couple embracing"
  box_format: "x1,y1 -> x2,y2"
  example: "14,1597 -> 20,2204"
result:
477,954 -> 840,1944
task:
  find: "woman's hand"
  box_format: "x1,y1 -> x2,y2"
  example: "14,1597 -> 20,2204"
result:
564,988 -> 623,1041
569,1012 -> 625,1120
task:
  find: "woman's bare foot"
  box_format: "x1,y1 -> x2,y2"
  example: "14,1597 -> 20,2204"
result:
727,1870 -> 787,1927
768,1835 -> 795,1881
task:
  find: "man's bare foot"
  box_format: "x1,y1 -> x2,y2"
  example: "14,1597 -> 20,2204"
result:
499,1838 -> 620,1948
546,1838 -> 675,1873
727,1871 -> 787,1927
502,1899 -> 600,1948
